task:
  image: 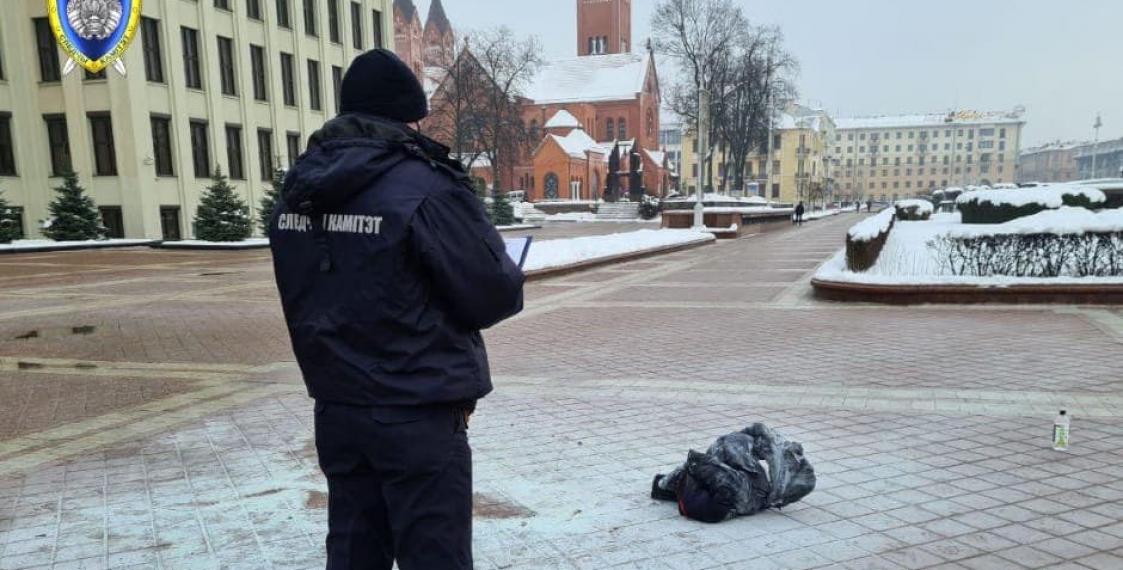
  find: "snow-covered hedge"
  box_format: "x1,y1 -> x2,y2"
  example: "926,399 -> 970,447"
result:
894,199 -> 933,221
846,209 -> 895,271
956,184 -> 1106,224
931,208 -> 1123,278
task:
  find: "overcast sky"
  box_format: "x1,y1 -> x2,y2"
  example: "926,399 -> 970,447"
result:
417,0 -> 1123,146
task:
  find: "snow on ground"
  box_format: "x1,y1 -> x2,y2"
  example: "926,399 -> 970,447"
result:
818,209 -> 1123,286
496,224 -> 540,231
957,184 -> 1105,208
804,209 -> 842,221
0,239 -> 156,253
158,238 -> 270,249
523,229 -> 713,272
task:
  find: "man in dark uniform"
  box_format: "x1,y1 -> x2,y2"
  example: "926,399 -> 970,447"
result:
269,49 -> 525,570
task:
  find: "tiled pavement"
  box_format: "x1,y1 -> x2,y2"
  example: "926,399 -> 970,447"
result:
1,214 -> 1122,569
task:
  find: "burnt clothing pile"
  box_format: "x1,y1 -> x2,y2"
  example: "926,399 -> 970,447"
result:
651,423 -> 816,523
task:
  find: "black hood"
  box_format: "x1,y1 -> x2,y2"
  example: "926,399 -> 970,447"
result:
282,114 -> 453,213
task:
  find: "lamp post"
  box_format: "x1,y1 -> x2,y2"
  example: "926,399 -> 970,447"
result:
693,89 -> 711,229
1092,113 -> 1103,180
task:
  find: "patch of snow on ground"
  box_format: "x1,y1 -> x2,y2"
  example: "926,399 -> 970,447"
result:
523,229 -> 713,272
947,206 -> 1123,237
0,239 -> 156,252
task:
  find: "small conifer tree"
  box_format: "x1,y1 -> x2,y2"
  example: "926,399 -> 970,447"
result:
258,168 -> 286,234
490,191 -> 515,227
0,190 -> 21,244
43,172 -> 105,241
195,167 -> 252,242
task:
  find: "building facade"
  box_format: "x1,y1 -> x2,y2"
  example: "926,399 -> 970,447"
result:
679,105 -> 835,206
577,0 -> 631,56
0,0 -> 394,240
1017,141 -> 1087,183
831,109 -> 1025,202
1075,137 -> 1123,180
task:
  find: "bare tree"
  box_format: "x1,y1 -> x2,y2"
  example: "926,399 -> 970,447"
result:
469,27 -> 542,193
425,36 -> 489,175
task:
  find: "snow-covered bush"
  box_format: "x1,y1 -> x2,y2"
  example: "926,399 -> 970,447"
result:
956,184 -> 1105,224
638,195 -> 661,220
931,208 -> 1123,277
846,209 -> 895,271
894,199 -> 933,221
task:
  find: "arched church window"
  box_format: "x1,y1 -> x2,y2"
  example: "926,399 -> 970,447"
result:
606,119 -> 615,141
618,118 -> 627,140
544,173 -> 560,200
646,109 -> 655,140
529,120 -> 539,141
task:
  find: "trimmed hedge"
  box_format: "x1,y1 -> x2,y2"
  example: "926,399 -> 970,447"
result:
958,192 -> 1103,224
846,216 -> 895,272
931,231 -> 1123,277
895,203 -> 932,221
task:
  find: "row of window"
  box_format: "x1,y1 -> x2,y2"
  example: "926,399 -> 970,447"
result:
840,127 -> 1008,142
0,112 -> 303,181
842,177 -> 1005,192
841,153 -> 1006,167
841,163 -> 1008,179
214,0 -> 382,49
837,140 -> 1008,155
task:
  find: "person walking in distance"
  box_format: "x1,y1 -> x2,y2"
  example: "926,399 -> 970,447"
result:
269,49 -> 525,570
794,201 -> 806,226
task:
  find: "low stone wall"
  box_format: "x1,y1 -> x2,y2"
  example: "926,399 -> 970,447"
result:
532,202 -> 598,216
661,210 -> 793,239
811,278 -> 1123,305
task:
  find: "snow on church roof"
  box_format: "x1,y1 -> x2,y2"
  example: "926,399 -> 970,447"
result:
544,110 -> 582,129
524,53 -> 650,104
549,129 -> 603,159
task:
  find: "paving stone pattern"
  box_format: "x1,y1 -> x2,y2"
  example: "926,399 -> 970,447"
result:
0,214 -> 1121,569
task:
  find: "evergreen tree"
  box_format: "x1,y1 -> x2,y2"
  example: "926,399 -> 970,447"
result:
43,172 -> 105,241
489,191 -> 515,227
0,190 -> 20,244
258,168 -> 285,234
195,168 -> 252,242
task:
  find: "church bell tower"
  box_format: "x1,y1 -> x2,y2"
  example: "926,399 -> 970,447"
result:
577,0 -> 632,57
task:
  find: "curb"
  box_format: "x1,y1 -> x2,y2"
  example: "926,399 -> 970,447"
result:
0,241 -> 159,255
152,242 -> 270,251
524,238 -> 714,282
811,277 -> 1123,305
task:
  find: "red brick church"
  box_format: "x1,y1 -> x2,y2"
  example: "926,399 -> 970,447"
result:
407,0 -> 670,202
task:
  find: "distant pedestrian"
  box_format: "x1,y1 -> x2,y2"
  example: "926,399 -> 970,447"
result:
866,199 -> 873,212
855,202 -> 860,213
794,201 -> 805,226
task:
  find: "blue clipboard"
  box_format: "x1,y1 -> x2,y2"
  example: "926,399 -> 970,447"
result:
504,236 -> 533,269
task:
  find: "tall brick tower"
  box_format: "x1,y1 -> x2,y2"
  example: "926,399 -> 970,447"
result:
423,0 -> 454,68
577,0 -> 632,56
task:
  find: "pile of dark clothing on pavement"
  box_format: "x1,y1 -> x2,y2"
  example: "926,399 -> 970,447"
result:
651,423 -> 816,523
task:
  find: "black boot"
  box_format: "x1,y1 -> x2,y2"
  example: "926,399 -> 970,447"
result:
651,474 -> 677,502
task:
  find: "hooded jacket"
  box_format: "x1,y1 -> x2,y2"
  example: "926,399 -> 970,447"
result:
269,114 -> 524,408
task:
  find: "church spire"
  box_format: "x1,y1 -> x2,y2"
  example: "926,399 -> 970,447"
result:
425,0 -> 452,34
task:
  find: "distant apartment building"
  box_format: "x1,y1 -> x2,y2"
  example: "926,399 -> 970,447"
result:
1075,137 -> 1123,180
832,108 -> 1026,202
680,104 -> 835,205
1017,141 -> 1087,183
0,0 -> 394,240
658,113 -> 683,188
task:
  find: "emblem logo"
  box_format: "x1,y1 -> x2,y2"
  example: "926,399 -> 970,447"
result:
47,0 -> 142,76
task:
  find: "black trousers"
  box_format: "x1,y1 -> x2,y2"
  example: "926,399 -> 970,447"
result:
314,402 -> 473,570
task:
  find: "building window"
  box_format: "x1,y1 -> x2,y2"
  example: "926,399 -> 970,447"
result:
34,18 -> 61,82
190,120 -> 211,178
304,0 -> 318,36
372,9 -> 383,48
328,0 -> 342,43
0,114 -> 13,176
280,53 -> 296,106
351,2 -> 363,49
182,27 -> 203,89
606,119 -> 614,140
250,45 -> 268,101
217,36 -> 237,96
83,67 -> 107,80
617,118 -> 626,140
0,31 -> 5,79
286,132 -> 302,167
88,113 -> 117,176
332,65 -> 343,113
215,0 -> 231,9
248,0 -> 263,20
308,59 -> 322,111
141,18 -> 165,83
151,115 -> 174,177
258,129 -> 275,181
277,0 -> 292,28
226,125 -> 245,180
44,115 -> 72,176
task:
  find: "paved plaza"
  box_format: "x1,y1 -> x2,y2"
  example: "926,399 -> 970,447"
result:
1,215 -> 1122,569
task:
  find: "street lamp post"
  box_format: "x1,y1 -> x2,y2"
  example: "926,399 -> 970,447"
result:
1092,113 -> 1103,180
693,89 -> 711,229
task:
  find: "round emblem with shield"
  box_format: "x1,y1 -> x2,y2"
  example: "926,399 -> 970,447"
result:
48,0 -> 143,75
